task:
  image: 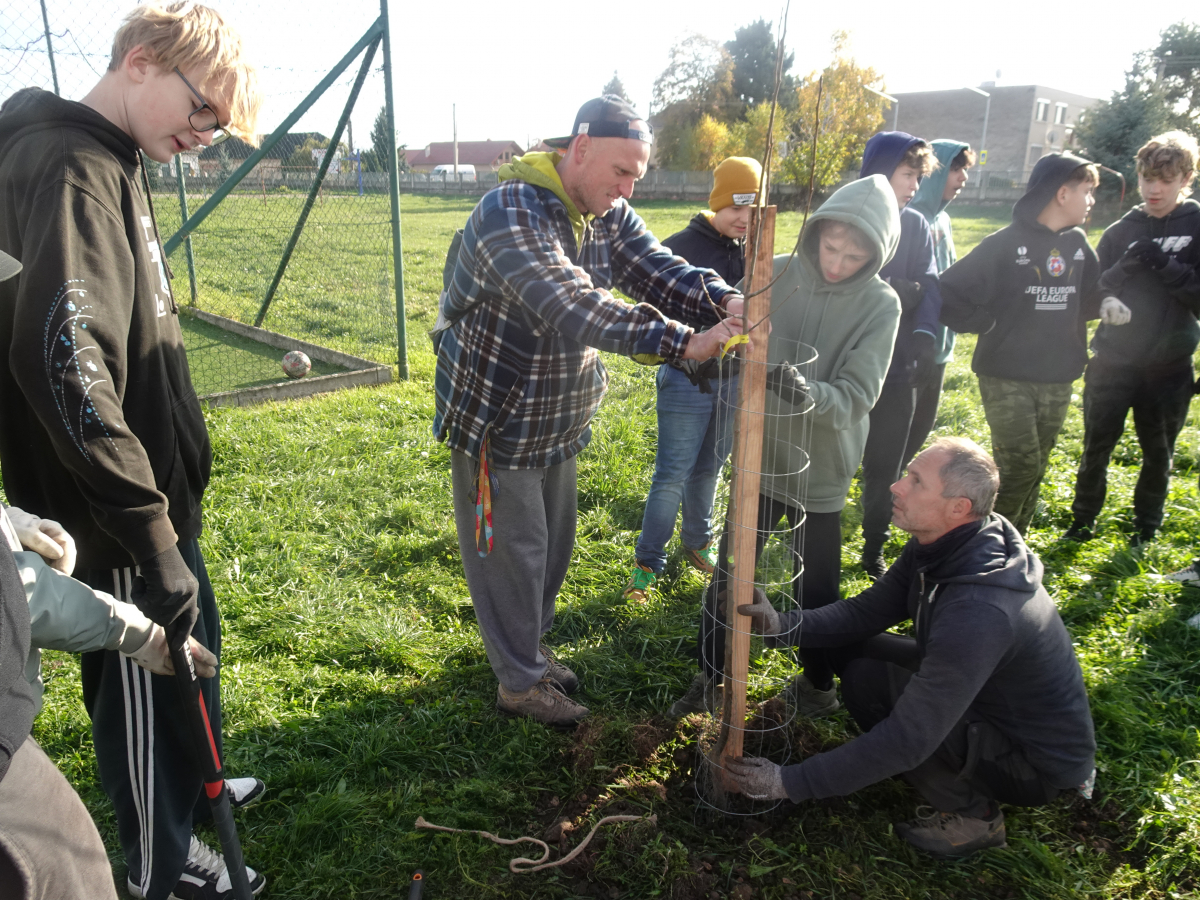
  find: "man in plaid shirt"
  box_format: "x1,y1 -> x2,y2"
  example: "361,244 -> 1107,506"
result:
433,96 -> 747,725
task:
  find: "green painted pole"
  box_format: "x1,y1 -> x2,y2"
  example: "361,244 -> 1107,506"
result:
164,19 -> 383,258
174,156 -> 199,306
380,0 -> 408,378
254,36 -> 379,328
39,0 -> 59,96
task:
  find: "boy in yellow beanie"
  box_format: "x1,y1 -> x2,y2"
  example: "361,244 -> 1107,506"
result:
623,157 -> 762,601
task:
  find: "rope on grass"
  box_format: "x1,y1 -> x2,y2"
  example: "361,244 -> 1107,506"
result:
414,813 -> 657,873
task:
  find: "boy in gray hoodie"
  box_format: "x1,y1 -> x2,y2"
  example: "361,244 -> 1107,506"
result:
670,175 -> 901,717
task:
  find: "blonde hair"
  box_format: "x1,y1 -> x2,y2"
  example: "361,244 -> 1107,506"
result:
109,2 -> 261,144
1137,131 -> 1198,196
901,142 -> 939,177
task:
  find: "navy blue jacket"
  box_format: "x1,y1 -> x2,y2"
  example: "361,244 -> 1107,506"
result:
860,132 -> 942,384
661,213 -> 745,328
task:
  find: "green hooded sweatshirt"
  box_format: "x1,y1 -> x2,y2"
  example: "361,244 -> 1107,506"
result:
760,174 -> 902,514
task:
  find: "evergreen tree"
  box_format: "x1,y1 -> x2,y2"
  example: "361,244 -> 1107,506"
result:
603,71 -> 631,102
725,19 -> 795,111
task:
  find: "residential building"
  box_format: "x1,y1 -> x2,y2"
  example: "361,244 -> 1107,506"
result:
878,85 -> 1100,178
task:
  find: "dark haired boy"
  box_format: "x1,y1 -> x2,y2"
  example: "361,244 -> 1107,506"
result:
856,132 -> 943,578
905,141 -> 975,464
1065,131 -> 1200,546
940,153 -> 1105,534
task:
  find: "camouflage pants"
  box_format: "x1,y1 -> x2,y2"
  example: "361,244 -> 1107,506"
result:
977,375 -> 1074,534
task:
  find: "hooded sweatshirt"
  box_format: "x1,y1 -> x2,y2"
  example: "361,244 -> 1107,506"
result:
760,175 -> 902,513
908,139 -> 971,364
0,518 -> 35,784
859,132 -> 943,383
662,213 -> 745,298
774,514 -> 1096,803
0,88 -> 211,569
433,151 -> 740,468
1090,197 -> 1200,368
939,152 -> 1103,383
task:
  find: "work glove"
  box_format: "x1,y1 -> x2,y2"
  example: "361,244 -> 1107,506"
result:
680,358 -> 722,395
1126,239 -> 1170,271
1099,296 -> 1132,325
122,624 -> 217,678
912,330 -> 939,385
734,588 -> 781,636
5,505 -> 76,575
132,544 -> 200,650
725,756 -> 788,800
765,362 -> 808,405
888,277 -> 925,312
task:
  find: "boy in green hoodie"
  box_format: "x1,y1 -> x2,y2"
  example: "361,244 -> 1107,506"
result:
669,174 -> 901,717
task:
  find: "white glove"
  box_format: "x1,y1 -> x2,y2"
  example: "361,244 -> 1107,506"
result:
122,624 -> 218,678
725,756 -> 788,800
5,506 -> 76,575
735,588 -> 781,636
1099,296 -> 1132,326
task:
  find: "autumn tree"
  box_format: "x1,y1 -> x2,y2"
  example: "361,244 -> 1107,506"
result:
781,33 -> 887,192
1155,22 -> 1200,127
651,34 -> 735,168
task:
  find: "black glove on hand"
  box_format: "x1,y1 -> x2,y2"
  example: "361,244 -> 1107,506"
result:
888,278 -> 925,312
912,330 -> 938,384
765,362 -> 808,405
132,544 -> 200,650
680,358 -> 721,395
1127,239 -> 1170,271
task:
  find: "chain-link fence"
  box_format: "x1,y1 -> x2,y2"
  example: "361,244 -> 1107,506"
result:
3,0 -> 403,399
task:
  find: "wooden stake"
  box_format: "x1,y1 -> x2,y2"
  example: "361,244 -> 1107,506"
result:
717,205 -> 775,788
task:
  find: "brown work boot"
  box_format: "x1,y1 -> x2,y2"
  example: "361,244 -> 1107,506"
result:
539,644 -> 579,694
895,805 -> 1007,859
497,679 -> 589,726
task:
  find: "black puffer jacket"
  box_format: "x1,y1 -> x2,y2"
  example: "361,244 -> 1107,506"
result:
1092,198 -> 1200,368
775,515 -> 1096,803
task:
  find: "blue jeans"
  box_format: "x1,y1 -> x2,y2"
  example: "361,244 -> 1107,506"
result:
634,364 -> 737,573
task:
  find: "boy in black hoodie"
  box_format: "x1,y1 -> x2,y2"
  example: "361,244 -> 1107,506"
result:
940,153 -> 1105,534
1065,132 -> 1200,545
0,4 -> 265,898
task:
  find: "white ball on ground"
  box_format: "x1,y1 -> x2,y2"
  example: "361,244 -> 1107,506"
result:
282,350 -> 312,378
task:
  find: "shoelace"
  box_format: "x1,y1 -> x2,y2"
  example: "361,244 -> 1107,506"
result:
911,806 -> 962,832
187,837 -> 227,879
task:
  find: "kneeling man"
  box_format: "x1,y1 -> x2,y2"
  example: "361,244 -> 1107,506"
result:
728,437 -> 1096,859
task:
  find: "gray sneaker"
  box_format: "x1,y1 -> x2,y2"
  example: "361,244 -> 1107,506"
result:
895,806 -> 1007,859
1166,558 -> 1200,584
668,672 -> 722,717
540,644 -> 579,694
785,673 -> 840,717
497,679 -> 589,726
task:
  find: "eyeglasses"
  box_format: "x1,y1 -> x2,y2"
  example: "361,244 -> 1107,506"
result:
174,67 -> 230,145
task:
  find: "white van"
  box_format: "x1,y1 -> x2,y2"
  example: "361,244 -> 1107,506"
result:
432,164 -> 476,182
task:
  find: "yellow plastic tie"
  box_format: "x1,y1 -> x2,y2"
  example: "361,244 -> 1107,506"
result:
720,333 -> 749,359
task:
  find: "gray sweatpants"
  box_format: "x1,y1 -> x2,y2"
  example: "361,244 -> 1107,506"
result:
0,736 -> 118,900
450,450 -> 577,692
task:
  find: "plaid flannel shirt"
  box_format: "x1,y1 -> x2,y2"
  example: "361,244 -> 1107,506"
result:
433,179 -> 739,469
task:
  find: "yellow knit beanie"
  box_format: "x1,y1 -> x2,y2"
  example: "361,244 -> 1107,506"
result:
709,157 -> 763,211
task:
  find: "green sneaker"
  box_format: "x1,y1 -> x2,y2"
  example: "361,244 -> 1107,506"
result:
683,540 -> 718,574
622,563 -> 657,602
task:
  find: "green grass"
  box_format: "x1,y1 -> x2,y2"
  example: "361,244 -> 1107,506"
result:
27,197 -> 1200,899
181,314 -> 343,395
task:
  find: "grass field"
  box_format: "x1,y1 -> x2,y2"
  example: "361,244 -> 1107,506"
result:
28,194 -> 1200,899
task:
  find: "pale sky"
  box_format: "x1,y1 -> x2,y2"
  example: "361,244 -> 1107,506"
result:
5,0 -> 1194,154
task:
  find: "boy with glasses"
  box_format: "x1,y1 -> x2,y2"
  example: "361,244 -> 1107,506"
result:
0,3 -> 263,898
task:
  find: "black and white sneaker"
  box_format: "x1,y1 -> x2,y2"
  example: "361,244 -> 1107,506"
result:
227,777 -> 266,809
1165,558 -> 1200,584
127,835 -> 266,899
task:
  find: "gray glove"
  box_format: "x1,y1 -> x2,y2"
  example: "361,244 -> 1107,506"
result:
725,756 -> 788,800
6,505 -> 76,575
736,589 -> 781,635
123,625 -> 218,678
